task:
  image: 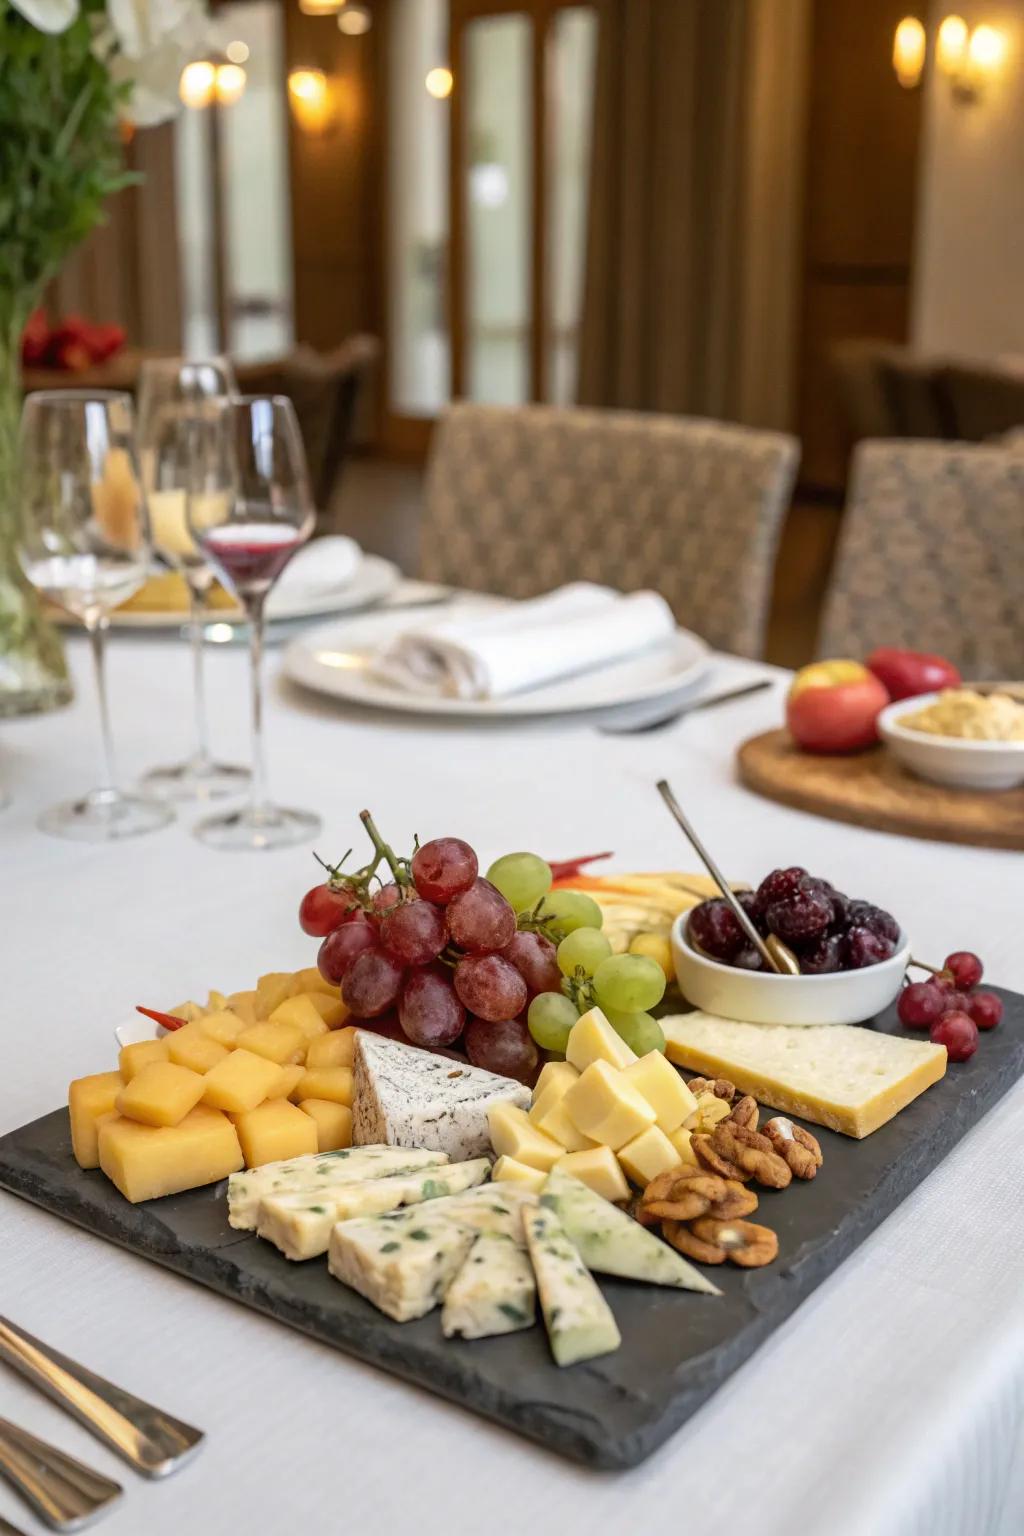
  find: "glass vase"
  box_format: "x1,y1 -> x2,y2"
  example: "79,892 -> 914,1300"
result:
0,318 -> 72,717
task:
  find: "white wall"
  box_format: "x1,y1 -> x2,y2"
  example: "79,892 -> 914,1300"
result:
912,0 -> 1024,359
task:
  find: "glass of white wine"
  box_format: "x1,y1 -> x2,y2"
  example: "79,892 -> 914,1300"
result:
136,357 -> 249,800
18,391 -> 175,841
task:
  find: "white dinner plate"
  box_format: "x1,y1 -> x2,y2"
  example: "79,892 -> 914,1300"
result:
55,554 -> 402,630
283,600 -> 710,718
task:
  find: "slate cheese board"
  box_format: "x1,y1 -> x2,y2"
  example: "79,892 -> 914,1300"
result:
1,991 -> 1021,1471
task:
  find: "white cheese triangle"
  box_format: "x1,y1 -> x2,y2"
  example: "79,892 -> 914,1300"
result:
352,1030 -> 531,1161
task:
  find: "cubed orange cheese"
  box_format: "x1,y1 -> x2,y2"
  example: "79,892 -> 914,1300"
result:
297,1098 -> 353,1153
225,992 -> 259,1027
168,1001 -> 205,1024
622,1051 -> 697,1134
290,966 -> 340,998
207,990 -> 228,1010
167,1030 -> 230,1074
300,992 -> 349,1029
290,1066 -> 353,1106
268,994 -> 330,1041
235,1021 -> 306,1065
198,1009 -> 246,1047
202,1049 -> 283,1113
115,1062 -> 206,1128
68,1071 -> 124,1169
98,1106 -> 243,1202
255,972 -> 294,1020
266,1063 -> 305,1099
304,1026 -> 357,1070
617,1125 -> 682,1186
563,1060 -> 656,1150
232,1099 -> 318,1169
118,1039 -> 170,1081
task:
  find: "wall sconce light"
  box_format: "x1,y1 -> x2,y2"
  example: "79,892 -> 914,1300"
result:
893,16 -> 926,88
935,14 -> 1007,100
288,67 -> 334,134
425,66 -> 454,100
338,4 -> 372,32
214,63 -> 247,106
179,59 -> 216,109
299,0 -> 344,14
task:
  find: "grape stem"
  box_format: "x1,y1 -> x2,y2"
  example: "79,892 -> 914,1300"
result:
908,957 -> 948,978
359,809 -> 413,890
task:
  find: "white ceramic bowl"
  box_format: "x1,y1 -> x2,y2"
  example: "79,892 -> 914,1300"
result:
878,692 -> 1024,791
670,912 -> 910,1026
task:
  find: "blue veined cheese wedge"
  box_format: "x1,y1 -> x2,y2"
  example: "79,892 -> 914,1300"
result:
540,1169 -> 720,1296
524,1206 -> 621,1367
441,1232 -> 537,1340
328,1207 -> 478,1322
227,1144 -> 449,1229
256,1158 -> 492,1261
352,1030 -> 530,1160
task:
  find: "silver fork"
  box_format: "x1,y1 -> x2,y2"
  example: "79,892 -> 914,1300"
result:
0,1317 -> 203,1480
0,1416 -> 121,1532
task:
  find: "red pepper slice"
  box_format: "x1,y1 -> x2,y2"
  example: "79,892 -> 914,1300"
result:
546,851 -> 614,882
136,1004 -> 188,1032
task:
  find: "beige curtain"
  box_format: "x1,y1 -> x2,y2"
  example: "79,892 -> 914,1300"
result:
577,0 -> 810,431
48,124 -> 182,349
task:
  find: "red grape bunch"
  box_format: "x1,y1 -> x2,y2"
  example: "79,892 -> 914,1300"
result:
298,818 -> 669,1082
897,949 -> 1002,1063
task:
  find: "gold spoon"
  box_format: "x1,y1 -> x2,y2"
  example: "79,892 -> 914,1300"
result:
656,779 -> 801,976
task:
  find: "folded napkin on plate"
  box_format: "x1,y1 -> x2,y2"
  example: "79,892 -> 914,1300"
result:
277,535 -> 361,598
373,582 -> 676,700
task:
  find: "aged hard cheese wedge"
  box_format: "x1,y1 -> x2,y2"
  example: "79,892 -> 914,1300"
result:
540,1169 -> 720,1295
329,1208 -> 477,1322
524,1205 -> 621,1367
441,1232 -> 537,1340
257,1158 -> 492,1261
228,1144 -> 449,1229
662,1013 -> 947,1138
353,1030 -> 529,1159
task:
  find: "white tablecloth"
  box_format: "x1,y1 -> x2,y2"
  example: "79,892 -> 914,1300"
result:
1,617 -> 1021,1536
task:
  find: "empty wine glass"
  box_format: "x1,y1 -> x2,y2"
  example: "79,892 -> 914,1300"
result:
18,392 -> 174,841
136,357 -> 249,801
188,396 -> 321,851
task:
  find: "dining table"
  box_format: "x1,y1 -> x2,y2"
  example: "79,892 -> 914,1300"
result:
1,588 -> 1021,1536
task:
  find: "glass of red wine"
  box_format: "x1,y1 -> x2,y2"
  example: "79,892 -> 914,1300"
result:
188,396 -> 322,850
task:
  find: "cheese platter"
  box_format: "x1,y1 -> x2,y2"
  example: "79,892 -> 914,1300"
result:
1,825 -> 1021,1469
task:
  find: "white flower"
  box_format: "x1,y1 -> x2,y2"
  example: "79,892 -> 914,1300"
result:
97,0 -> 210,127
10,0 -> 79,32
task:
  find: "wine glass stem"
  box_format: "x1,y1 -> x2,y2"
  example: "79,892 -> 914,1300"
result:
87,616 -> 118,796
247,595 -> 268,814
186,573 -> 212,771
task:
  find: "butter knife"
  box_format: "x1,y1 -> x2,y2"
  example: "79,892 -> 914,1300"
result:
0,1417 -> 121,1532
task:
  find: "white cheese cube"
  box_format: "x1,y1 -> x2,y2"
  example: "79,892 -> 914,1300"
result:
616,1125 -> 683,1187
487,1103 -> 565,1171
492,1156 -> 547,1194
531,1060 -> 579,1105
621,1051 -> 698,1133
566,1007 -> 637,1073
562,1060 -> 656,1149
553,1147 -> 630,1203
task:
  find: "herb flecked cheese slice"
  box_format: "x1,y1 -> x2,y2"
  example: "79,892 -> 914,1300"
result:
228,1145 -> 448,1229
441,1232 -> 537,1340
524,1206 -> 621,1367
328,1208 -> 477,1322
661,1014 -> 946,1138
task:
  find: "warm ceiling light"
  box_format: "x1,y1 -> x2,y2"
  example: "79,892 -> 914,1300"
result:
425,66 -> 453,99
967,23 -> 1005,71
936,14 -> 969,74
288,67 -> 333,132
179,60 -> 216,109
299,0 -> 343,14
215,63 -> 247,105
289,68 -> 325,102
892,17 -> 926,88
225,40 -> 249,65
337,4 -> 372,33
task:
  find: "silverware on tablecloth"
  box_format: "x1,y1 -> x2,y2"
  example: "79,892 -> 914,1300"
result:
655,778 -> 799,974
0,1317 -> 203,1480
600,678 -> 773,734
0,1416 -> 121,1532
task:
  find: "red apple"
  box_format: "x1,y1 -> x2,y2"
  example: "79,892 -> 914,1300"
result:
865,647 -> 960,701
786,660 -> 890,754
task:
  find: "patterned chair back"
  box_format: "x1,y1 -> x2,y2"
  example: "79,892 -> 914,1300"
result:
421,403 -> 799,658
818,439 -> 1024,679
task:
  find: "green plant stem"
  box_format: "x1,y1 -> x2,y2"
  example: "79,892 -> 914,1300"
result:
359,809 -> 411,887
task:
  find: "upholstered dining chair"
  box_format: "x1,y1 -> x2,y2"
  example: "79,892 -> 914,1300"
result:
421,403 -> 799,658
818,439 -> 1024,679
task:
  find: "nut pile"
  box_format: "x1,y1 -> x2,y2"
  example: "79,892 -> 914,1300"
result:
638,1079 -> 823,1269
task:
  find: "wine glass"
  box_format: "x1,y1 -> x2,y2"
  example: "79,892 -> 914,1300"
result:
17,391 -> 175,841
136,357 -> 249,801
188,396 -> 322,851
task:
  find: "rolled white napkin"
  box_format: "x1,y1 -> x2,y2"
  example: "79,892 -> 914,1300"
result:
373,582 -> 677,700
276,535 -> 361,599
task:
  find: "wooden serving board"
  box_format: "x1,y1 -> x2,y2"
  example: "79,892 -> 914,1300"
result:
1,991 -> 1022,1469
738,729 -> 1024,851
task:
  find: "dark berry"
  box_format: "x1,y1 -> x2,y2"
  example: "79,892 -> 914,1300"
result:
737,891 -> 769,935
799,934 -> 845,974
944,951 -> 983,990
765,886 -> 834,944
845,926 -> 895,968
688,899 -> 745,961
847,902 -> 900,945
732,944 -> 766,972
897,980 -> 945,1029
754,867 -> 807,913
968,990 -> 1002,1030
930,1011 -> 978,1062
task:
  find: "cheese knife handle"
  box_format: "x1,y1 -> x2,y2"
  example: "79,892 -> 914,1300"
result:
0,1317 -> 203,1480
0,1415 -> 121,1532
